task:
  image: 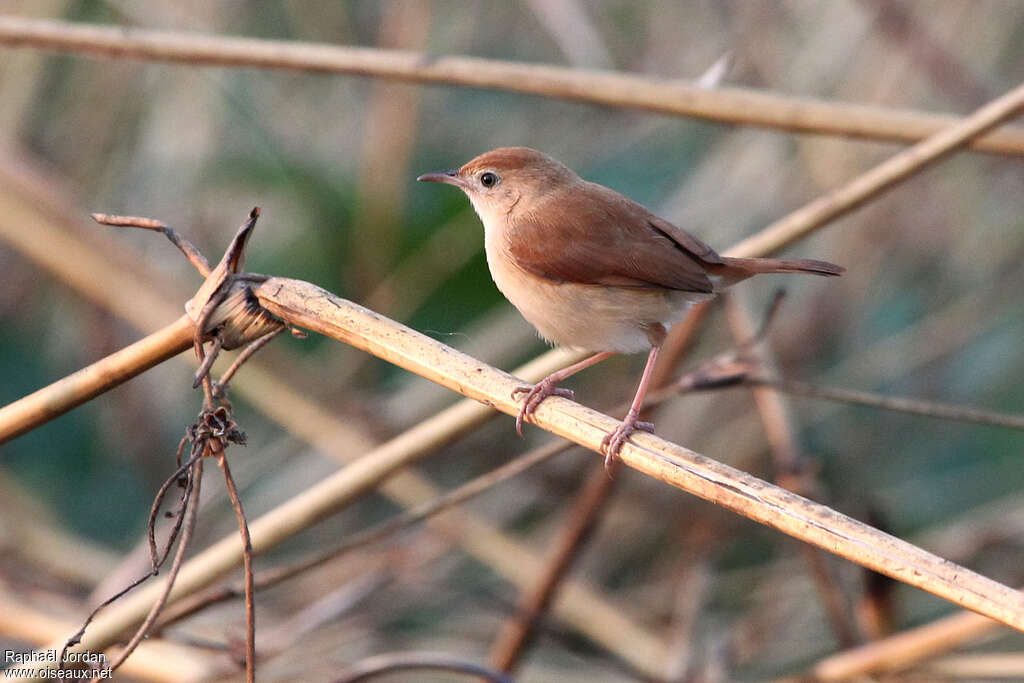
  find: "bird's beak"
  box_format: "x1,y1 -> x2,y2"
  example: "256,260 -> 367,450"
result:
416,169 -> 465,187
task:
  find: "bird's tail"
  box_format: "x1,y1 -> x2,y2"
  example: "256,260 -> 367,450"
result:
722,256 -> 844,276
707,256 -> 844,287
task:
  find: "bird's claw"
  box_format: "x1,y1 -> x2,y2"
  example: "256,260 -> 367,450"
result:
512,381 -> 575,436
601,417 -> 655,469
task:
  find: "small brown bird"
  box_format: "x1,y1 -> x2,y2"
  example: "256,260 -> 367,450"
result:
419,147 -> 843,464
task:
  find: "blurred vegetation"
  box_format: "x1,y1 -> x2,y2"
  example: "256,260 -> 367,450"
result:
2,1 -> 1024,680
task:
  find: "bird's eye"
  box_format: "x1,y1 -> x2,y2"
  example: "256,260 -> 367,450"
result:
480,171 -> 499,188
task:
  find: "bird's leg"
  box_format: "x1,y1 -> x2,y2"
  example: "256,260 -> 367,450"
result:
512,351 -> 614,436
601,345 -> 660,467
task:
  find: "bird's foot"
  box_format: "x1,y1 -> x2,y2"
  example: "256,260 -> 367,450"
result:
601,415 -> 655,469
511,380 -> 575,436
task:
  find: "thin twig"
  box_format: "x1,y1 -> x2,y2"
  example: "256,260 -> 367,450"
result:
678,370 -> 1024,432
192,291 -> 229,398
103,457 -> 203,677
216,327 -> 284,390
752,377 -> 1024,430
147,444 -> 203,569
215,452 -> 255,683
91,212 -> 211,276
675,292 -> 1024,433
3,17 -> 1024,154
58,447 -> 202,665
335,651 -> 514,683
192,337 -> 222,390
89,213 -> 168,230
60,395 -> 247,681
100,390 -> 247,679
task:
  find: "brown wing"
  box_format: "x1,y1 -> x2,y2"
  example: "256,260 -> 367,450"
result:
506,181 -> 721,293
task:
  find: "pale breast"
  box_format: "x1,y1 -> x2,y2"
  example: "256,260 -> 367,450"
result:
484,230 -> 708,353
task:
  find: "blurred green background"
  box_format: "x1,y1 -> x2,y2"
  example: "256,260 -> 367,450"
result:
2,1 -> 1024,680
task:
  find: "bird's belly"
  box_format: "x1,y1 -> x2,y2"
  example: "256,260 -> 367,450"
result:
486,244 -> 704,353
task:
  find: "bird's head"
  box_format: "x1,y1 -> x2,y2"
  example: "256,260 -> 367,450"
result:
418,147 -> 578,223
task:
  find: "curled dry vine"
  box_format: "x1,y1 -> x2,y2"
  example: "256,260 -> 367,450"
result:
56,441 -> 201,679
55,210 -> 288,683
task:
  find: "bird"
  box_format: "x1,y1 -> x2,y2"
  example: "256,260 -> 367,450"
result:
418,147 -> 843,465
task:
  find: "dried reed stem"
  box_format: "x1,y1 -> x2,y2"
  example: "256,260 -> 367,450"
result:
102,458 -> 203,678
256,276 -> 1024,632
813,604 -> 1008,680
488,301 -> 709,671
727,78 -> 1024,259
215,453 -> 255,683
7,28 -> 1024,681
0,314 -> 194,444
155,438 -> 574,628
488,464 -> 615,673
2,17 -> 1024,154
723,295 -> 860,647
24,343 -> 662,680
0,590 -> 214,682
2,169 -> 663,674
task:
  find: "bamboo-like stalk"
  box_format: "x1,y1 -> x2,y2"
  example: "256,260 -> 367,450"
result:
14,68 -> 1024,673
0,314 -> 193,444
725,78 -> 1024,259
5,23 -> 1024,679
0,592 -> 215,682
256,276 -> 1024,630
26,343 -> 665,681
488,300 -> 709,671
0,161 -> 663,675
1,16 -> 1024,155
154,438 -> 575,629
919,653 -> 1024,679
813,606 -> 1006,680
